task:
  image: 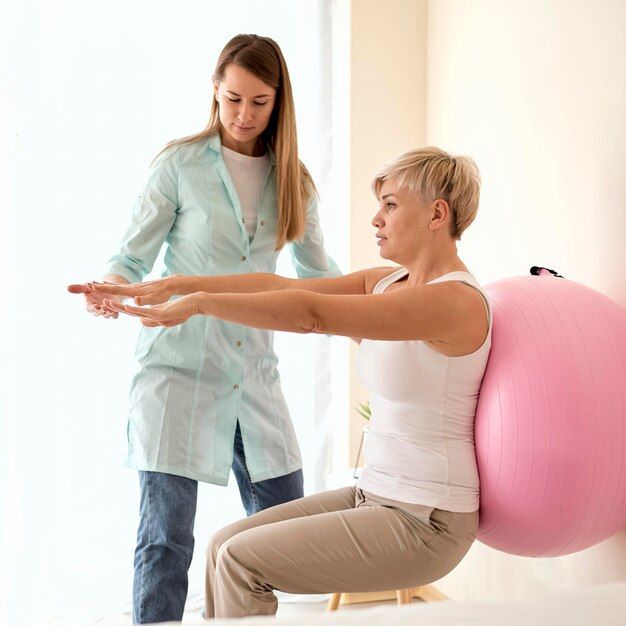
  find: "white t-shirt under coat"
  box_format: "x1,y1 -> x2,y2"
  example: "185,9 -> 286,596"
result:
222,145 -> 270,240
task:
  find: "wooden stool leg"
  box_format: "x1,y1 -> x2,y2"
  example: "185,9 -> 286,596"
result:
327,592 -> 342,612
396,588 -> 412,605
413,584 -> 447,602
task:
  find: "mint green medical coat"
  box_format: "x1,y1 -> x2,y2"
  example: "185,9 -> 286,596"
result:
107,134 -> 340,484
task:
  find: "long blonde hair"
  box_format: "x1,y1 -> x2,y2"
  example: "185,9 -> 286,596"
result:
158,34 -> 313,249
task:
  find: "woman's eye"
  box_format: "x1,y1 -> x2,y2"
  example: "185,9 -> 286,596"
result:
224,97 -> 269,106
385,202 -> 397,210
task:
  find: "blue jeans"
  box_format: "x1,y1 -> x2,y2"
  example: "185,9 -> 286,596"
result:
132,422 -> 304,624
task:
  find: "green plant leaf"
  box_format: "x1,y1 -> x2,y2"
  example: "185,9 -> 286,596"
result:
355,400 -> 371,421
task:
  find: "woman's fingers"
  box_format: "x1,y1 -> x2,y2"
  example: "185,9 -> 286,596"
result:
67,283 -> 91,294
134,292 -> 160,305
72,280 -> 172,306
92,282 -> 169,305
68,282 -> 124,319
90,281 -> 136,296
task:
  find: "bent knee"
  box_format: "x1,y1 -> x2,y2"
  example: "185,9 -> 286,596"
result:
206,527 -> 235,563
206,521 -> 253,564
215,531 -> 262,574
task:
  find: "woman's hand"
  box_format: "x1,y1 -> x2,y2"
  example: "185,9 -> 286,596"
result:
104,293 -> 205,327
90,276 -> 180,305
67,283 -> 123,319
68,275 -> 181,307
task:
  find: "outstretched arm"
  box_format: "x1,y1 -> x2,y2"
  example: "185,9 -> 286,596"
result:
68,268 -> 395,305
104,280 -> 489,355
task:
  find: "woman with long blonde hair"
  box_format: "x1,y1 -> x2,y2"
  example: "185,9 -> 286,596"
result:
70,34 -> 338,624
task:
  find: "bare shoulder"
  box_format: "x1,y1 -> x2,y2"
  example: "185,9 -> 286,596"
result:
409,278 -> 487,308
362,266 -> 402,294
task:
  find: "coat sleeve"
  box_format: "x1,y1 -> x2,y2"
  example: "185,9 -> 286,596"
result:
105,149 -> 179,283
288,193 -> 342,279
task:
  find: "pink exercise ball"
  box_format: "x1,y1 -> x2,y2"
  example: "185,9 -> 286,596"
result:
475,271 -> 626,557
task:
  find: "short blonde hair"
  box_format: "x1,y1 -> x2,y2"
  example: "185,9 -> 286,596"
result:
372,147 -> 481,239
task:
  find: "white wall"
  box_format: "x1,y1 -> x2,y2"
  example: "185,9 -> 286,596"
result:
425,0 -> 626,599
347,0 -> 428,463
427,0 -> 626,308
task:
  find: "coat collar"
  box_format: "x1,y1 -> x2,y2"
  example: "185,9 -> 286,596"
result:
207,132 -> 276,166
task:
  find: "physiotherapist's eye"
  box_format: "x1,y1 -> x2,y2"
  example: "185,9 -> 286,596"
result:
226,97 -> 241,103
253,101 -> 269,106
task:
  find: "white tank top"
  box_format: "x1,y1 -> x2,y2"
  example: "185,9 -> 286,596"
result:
356,269 -> 492,512
222,146 -> 270,240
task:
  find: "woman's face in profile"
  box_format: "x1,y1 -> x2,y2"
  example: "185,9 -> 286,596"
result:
372,180 -> 431,261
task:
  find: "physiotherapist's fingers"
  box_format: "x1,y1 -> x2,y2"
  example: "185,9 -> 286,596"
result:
91,299 -> 119,315
87,300 -> 105,315
87,304 -> 119,319
103,298 -> 130,312
104,299 -> 152,318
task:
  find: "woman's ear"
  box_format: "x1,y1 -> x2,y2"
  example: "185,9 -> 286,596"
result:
429,199 -> 450,231
213,79 -> 220,101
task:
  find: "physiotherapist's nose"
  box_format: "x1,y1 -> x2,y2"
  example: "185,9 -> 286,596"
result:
237,102 -> 253,124
371,210 -> 384,227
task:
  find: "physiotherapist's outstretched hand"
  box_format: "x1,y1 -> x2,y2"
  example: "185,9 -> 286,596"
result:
67,282 -> 123,319
104,293 -> 204,327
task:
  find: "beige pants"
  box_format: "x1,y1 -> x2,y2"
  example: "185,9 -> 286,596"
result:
205,486 -> 478,618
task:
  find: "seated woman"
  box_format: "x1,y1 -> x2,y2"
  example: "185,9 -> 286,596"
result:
81,146 -> 491,619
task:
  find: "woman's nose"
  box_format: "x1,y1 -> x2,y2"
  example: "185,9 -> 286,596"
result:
237,102 -> 252,123
371,210 -> 383,228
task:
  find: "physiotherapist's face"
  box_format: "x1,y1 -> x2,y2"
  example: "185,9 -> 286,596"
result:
214,63 -> 276,157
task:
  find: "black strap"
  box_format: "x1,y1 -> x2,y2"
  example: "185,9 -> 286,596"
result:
529,266 -> 563,278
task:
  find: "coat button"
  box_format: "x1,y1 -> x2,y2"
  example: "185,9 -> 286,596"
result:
233,384 -> 240,390
260,220 -> 265,226
236,341 -> 242,347
241,255 -> 247,261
